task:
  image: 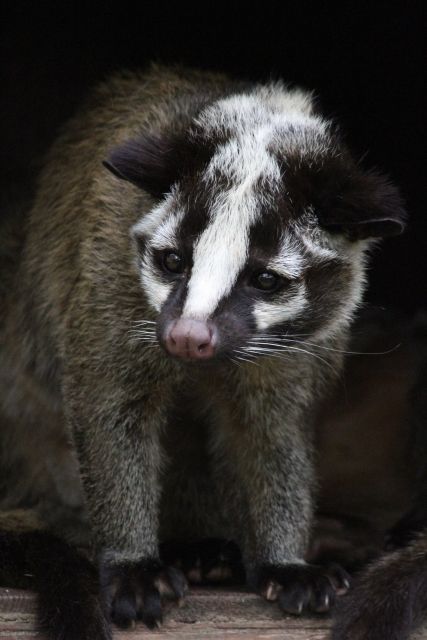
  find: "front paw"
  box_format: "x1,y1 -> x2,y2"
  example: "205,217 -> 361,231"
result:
101,557 -> 187,629
255,563 -> 351,615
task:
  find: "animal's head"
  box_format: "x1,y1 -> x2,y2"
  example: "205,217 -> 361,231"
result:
104,86 -> 405,363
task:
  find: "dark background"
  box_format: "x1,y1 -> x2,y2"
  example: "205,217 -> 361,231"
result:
2,2 -> 425,312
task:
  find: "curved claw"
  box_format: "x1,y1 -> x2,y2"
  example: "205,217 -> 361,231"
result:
256,562 -> 352,615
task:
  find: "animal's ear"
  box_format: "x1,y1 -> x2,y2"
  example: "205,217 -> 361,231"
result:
103,132 -> 200,198
317,171 -> 407,240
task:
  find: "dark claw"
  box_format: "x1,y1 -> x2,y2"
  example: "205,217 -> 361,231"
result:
278,582 -> 311,614
139,587 -> 162,629
111,590 -> 137,628
309,576 -> 336,613
164,565 -> 189,598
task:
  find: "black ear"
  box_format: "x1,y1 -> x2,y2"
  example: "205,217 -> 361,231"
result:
103,132 -> 186,198
317,171 -> 407,240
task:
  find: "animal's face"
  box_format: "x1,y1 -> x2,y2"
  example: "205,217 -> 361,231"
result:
105,88 -> 405,362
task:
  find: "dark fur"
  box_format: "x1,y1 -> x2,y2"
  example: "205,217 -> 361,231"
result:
332,534 -> 427,640
331,319 -> 427,640
0,512 -> 110,640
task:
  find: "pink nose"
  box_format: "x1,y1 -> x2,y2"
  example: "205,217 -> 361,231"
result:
165,319 -> 216,360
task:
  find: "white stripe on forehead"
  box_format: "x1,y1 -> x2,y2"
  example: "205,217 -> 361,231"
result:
195,86 -> 315,136
183,128 -> 281,319
182,188 -> 257,319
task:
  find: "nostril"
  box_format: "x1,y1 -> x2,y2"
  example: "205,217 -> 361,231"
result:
165,319 -> 216,359
197,329 -> 212,353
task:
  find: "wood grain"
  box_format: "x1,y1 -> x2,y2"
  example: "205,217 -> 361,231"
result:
0,587 -> 426,639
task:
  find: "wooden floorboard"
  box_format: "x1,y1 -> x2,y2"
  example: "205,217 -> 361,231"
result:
1,587 -> 427,639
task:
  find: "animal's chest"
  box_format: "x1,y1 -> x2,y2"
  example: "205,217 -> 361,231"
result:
162,389 -> 213,475
158,388 -> 224,540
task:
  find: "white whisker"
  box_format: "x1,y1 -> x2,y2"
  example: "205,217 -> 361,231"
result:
234,350 -> 260,366
248,335 -> 401,357
243,342 -> 337,374
132,320 -> 157,326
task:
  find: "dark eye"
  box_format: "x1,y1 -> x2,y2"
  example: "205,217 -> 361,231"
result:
252,271 -> 281,292
163,251 -> 185,274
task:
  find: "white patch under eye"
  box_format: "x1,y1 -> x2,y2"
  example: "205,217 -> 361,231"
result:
139,255 -> 172,312
253,283 -> 308,330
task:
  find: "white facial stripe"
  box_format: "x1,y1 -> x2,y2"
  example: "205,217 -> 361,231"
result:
268,235 -> 307,279
253,283 -> 308,330
183,189 -> 256,318
205,131 -> 280,185
184,127 -> 282,319
140,256 -> 172,312
195,88 -> 317,140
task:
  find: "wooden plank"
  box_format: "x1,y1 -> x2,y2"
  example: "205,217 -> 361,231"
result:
0,587 -> 427,639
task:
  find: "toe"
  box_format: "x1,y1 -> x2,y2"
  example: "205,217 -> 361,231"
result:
310,577 -> 336,613
111,591 -> 137,628
278,582 -> 311,615
139,586 -> 162,629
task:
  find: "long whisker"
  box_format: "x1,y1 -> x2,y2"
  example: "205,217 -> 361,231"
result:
244,343 -> 337,373
241,346 -> 293,362
127,329 -> 158,345
248,336 -> 401,357
234,350 -> 260,366
128,331 -> 157,337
